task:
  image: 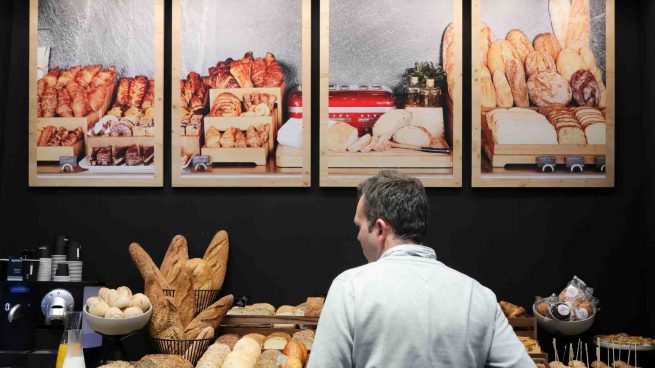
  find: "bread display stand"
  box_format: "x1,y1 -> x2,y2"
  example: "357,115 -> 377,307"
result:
482,108 -> 606,173
35,119 -> 87,163
209,86 -> 284,135
35,82 -> 115,168
508,316 -> 537,339
220,315 -> 319,336
201,117 -> 273,166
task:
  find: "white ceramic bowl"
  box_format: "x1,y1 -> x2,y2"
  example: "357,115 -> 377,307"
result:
532,304 -> 596,336
84,304 -> 152,336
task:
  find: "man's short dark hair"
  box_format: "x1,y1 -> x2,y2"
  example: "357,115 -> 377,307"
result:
357,170 -> 429,243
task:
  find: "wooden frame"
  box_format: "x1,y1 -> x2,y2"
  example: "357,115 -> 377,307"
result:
319,0 -> 463,187
28,0 -> 164,187
171,0 -> 312,187
471,0 -> 615,187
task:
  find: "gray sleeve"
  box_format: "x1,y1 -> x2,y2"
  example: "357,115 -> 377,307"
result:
306,277 -> 354,368
486,303 -> 536,368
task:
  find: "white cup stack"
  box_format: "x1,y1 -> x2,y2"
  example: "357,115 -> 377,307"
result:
51,255 -> 67,280
68,261 -> 83,282
37,258 -> 52,281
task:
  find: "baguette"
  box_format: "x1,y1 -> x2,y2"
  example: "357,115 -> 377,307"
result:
550,0 -> 571,47
565,0 -> 591,50
203,230 -> 230,290
172,265 -> 195,327
184,294 -> 234,339
160,235 -> 189,286
185,258 -> 212,290
149,296 -> 185,340
128,242 -> 170,304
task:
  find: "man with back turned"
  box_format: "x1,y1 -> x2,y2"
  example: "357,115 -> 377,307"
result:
308,170 -> 532,368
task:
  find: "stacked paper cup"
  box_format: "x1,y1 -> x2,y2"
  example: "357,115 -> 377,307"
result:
37,258 -> 51,281
68,261 -> 83,281
51,255 -> 66,280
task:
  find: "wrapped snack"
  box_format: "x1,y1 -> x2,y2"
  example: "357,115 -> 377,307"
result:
534,276 -> 599,321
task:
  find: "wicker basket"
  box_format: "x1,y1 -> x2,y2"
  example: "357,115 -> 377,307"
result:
151,337 -> 213,365
164,289 -> 221,314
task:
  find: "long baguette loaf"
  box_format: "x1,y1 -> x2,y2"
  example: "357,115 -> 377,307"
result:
160,235 -> 189,286
203,230 -> 230,290
185,258 -> 212,290
550,0 -> 571,47
565,0 -> 591,50
184,294 -> 234,339
128,243 -> 170,304
150,296 -> 185,340
172,265 -> 195,327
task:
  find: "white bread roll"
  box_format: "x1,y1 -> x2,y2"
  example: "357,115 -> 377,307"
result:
129,293 -> 151,312
98,287 -> 111,302
123,307 -> 144,318
104,307 -> 124,319
117,286 -> 132,298
86,296 -> 103,308
88,299 -> 110,317
392,126 -> 432,147
108,292 -> 130,309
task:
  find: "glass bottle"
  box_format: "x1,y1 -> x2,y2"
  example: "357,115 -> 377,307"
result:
406,76 -> 421,107
422,79 -> 440,107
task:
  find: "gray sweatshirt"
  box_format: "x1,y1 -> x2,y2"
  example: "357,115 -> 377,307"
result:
307,245 -> 535,368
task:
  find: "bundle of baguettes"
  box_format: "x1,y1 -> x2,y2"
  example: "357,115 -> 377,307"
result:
129,230 -> 232,342
480,0 -> 606,110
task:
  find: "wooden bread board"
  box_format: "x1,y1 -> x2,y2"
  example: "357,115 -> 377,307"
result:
482,108 -> 606,168
204,114 -> 276,152
35,119 -> 87,161
327,137 -> 452,169
275,145 -> 303,168
209,86 -> 284,130
85,136 -> 156,157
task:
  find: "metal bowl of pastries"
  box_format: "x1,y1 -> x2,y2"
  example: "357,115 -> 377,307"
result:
532,304 -> 595,336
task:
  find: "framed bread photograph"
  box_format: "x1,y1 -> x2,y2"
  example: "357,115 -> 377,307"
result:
171,0 -> 311,187
319,0 -> 463,187
29,0 -> 164,187
472,0 -> 615,187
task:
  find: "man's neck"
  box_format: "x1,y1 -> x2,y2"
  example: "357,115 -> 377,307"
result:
381,238 -> 418,255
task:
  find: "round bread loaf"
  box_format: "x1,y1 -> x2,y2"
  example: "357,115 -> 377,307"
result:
527,72 -> 572,106
570,70 -> 600,106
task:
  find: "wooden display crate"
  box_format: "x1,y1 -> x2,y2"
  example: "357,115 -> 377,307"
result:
482,107 -> 606,168
201,116 -> 275,166
220,315 -> 319,337
35,119 -> 87,161
508,316 -> 537,339
209,86 -> 284,130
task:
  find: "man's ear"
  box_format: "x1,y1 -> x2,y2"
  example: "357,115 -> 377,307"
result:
375,218 -> 389,243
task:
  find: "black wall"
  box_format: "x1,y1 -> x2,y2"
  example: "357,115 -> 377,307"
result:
0,0 -> 653,358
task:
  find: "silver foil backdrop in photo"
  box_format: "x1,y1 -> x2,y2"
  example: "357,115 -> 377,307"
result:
181,0 -> 302,89
38,0 -> 155,78
329,0 -> 454,88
